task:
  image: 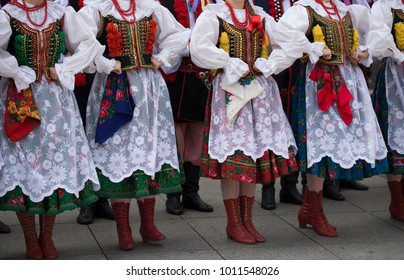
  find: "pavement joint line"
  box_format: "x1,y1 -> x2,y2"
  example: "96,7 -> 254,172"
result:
178,212 -> 226,260
88,224 -> 109,260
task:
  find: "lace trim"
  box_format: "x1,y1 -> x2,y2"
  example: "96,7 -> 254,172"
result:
98,0 -> 157,20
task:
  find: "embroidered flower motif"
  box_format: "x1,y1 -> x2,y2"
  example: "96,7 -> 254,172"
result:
108,153 -> 128,177
319,134 -> 335,152
49,165 -> 67,184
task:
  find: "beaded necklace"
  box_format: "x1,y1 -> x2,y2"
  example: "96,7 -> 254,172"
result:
10,0 -> 48,27
112,0 -> 136,23
315,0 -> 341,20
225,2 -> 249,29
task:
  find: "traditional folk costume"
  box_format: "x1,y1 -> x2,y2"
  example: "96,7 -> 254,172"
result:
254,0 -> 305,210
80,0 -> 189,250
159,0 -> 213,216
0,0 -> 103,259
190,1 -> 298,244
275,0 -> 389,237
367,0 -> 404,221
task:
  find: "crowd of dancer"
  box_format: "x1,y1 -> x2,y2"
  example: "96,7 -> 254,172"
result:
0,0 -> 402,259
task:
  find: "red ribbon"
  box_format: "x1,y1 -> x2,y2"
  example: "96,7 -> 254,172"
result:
248,15 -> 267,43
309,64 -> 353,126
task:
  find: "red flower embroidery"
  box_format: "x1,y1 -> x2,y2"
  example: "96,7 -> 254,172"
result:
329,170 -> 336,179
116,89 -> 124,100
9,198 -> 18,205
58,189 -> 65,199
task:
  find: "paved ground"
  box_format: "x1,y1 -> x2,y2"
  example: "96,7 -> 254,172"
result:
1,175 -> 404,260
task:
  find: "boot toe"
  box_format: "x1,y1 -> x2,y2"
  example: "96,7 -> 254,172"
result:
77,207 -> 95,225
279,189 -> 304,205
166,196 -> 184,215
182,194 -> 213,212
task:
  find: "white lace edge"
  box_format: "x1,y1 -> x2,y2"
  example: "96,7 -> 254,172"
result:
94,160 -> 180,183
307,151 -> 388,170
208,142 -> 297,163
0,174 -> 100,203
98,0 -> 157,20
206,3 -> 267,26
3,1 -> 65,25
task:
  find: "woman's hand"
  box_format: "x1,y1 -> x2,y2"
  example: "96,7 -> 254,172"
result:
49,67 -> 58,81
352,50 -> 369,62
322,48 -> 332,60
113,60 -> 122,74
151,57 -> 163,70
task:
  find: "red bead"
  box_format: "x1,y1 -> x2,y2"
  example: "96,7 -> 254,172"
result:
225,2 -> 250,29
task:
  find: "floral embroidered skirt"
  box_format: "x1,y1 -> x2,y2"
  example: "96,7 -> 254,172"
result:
291,63 -> 389,180
0,181 -> 98,214
373,59 -> 404,175
200,76 -> 298,184
95,165 -> 183,199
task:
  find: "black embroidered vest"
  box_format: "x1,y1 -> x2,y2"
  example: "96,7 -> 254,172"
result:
217,17 -> 265,77
6,13 -> 65,82
305,6 -> 356,65
97,14 -> 156,71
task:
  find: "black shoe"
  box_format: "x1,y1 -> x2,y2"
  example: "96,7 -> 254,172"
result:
279,185 -> 304,205
94,198 -> 115,220
339,179 -> 369,191
261,184 -> 276,210
182,192 -> 214,212
166,192 -> 184,215
323,180 -> 345,201
0,220 -> 11,234
77,204 -> 95,225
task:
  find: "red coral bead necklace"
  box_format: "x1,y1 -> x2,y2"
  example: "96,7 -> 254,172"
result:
112,0 -> 137,23
225,2 -> 250,29
10,0 -> 48,27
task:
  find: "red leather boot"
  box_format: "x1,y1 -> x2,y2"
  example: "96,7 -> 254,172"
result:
298,187 -> 336,230
39,214 -> 59,259
137,198 -> 165,243
388,180 -> 404,221
112,202 -> 135,250
240,196 -> 265,243
16,212 -> 43,259
309,190 -> 337,237
223,198 -> 255,244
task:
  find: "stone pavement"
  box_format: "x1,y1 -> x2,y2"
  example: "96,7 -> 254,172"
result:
1,175 -> 404,260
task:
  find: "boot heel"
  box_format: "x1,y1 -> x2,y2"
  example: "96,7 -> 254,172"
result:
298,220 -> 307,228
142,236 -> 150,243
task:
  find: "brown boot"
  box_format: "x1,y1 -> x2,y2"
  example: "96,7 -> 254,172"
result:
223,198 -> 255,244
112,202 -> 135,250
38,214 -> 59,259
388,180 -> 404,221
308,190 -> 337,237
298,187 -> 336,231
16,212 -> 43,260
240,196 -> 265,243
137,198 -> 165,243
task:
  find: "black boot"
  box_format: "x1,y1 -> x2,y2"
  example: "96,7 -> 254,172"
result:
339,179 -> 369,191
77,204 -> 96,225
323,179 -> 345,201
280,172 -> 304,205
182,162 -> 213,212
0,220 -> 11,234
166,192 -> 184,215
94,198 -> 115,220
261,183 -> 276,210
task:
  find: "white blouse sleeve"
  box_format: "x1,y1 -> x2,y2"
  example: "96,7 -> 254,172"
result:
55,7 -> 108,90
190,10 -> 249,86
78,5 -> 116,74
254,14 -> 297,77
0,10 -> 36,92
366,2 -> 404,63
152,4 -> 191,68
274,5 -> 324,65
349,4 -> 373,66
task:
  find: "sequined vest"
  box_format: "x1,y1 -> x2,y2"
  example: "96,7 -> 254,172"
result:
217,17 -> 265,77
97,15 -> 157,71
6,13 -> 65,82
392,8 -> 404,51
305,6 -> 356,65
